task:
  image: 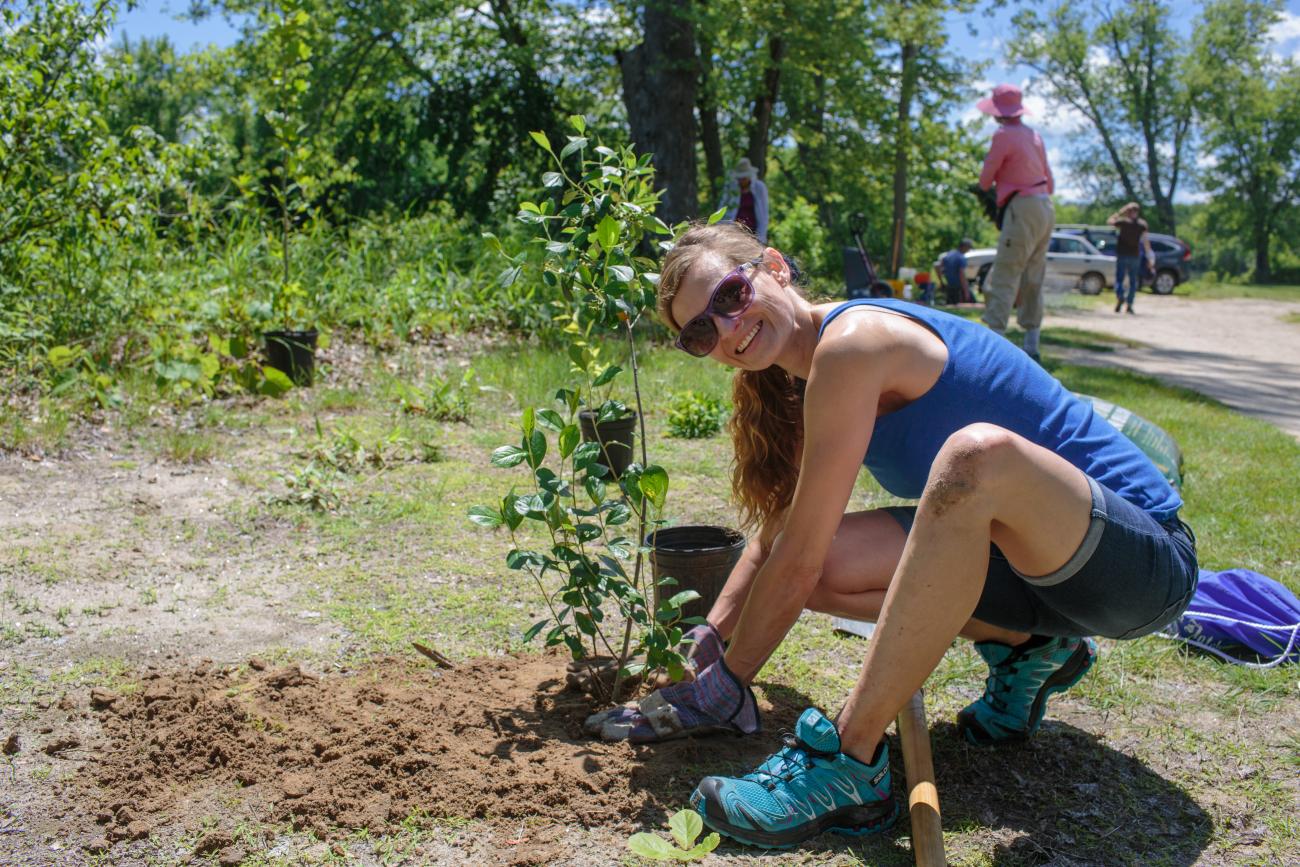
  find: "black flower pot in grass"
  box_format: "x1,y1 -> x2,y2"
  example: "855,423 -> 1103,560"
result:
263,329 -> 318,387
578,410 -> 636,479
647,524 -> 746,623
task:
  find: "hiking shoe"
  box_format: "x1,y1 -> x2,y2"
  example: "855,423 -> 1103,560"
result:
958,635 -> 1097,746
690,708 -> 898,849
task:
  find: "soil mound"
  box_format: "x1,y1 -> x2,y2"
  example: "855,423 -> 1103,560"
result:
72,653 -> 805,846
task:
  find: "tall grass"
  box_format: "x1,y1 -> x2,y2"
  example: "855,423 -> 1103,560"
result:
0,210 -> 556,409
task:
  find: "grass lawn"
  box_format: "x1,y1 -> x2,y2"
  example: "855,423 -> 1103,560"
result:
1,332 -> 1297,865
1175,280 -> 1300,302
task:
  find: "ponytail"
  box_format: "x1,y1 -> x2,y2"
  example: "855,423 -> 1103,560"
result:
730,366 -> 805,529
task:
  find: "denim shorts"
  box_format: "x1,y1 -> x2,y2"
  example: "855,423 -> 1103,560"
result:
886,477 -> 1199,639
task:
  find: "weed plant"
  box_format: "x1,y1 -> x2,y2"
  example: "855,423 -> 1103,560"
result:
666,391 -> 729,439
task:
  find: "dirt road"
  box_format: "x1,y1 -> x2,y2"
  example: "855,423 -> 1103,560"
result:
1044,296 -> 1300,439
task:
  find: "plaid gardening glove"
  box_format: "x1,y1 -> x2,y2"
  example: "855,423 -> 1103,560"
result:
684,622 -> 725,674
584,657 -> 760,743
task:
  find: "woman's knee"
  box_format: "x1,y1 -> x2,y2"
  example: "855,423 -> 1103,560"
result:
925,424 -> 1020,513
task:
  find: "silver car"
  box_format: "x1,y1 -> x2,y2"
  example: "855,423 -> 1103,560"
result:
957,232 -> 1113,295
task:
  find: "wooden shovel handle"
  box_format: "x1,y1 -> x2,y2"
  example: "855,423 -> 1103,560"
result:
896,689 -> 946,867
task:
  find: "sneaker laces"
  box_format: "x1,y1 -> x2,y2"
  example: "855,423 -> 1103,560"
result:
983,656 -> 1028,713
748,731 -> 827,789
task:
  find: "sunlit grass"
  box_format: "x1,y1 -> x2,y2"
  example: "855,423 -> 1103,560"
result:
1178,279 -> 1300,302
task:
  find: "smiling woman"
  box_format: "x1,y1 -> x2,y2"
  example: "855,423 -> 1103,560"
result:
582,220 -> 1200,852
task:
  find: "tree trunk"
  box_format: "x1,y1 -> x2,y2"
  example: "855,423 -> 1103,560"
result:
618,0 -> 699,224
696,30 -> 725,204
1253,217 -> 1271,283
746,35 -> 785,176
890,41 -> 919,276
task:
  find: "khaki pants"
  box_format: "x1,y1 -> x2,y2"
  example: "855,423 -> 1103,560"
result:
982,195 -> 1054,334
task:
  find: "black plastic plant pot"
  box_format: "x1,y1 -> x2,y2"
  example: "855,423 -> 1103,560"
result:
263,329 -> 318,387
646,524 -> 746,623
578,410 -> 637,479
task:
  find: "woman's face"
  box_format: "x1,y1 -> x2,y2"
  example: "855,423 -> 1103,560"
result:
670,250 -> 793,370
738,176 -> 751,191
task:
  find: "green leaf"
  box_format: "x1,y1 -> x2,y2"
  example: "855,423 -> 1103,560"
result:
467,505 -> 503,528
529,131 -> 553,153
638,465 -> 669,510
491,445 -> 528,467
627,833 -> 677,860
47,345 -> 78,369
542,171 -> 563,188
259,366 -> 294,397
668,809 -> 703,849
595,215 -> 620,251
609,264 -> 634,282
558,424 -> 580,459
569,115 -> 587,133
524,428 -> 546,468
665,590 -> 702,611
685,833 -> 720,858
706,206 -> 728,225
536,409 -> 566,432
605,502 -> 632,525
591,364 -> 622,387
522,618 -> 550,643
560,136 -> 588,159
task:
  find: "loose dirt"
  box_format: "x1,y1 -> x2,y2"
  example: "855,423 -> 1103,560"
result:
1045,296 -> 1300,439
53,653 -> 806,858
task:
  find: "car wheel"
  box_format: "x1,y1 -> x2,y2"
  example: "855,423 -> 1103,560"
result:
1152,269 -> 1178,295
1079,272 -> 1105,295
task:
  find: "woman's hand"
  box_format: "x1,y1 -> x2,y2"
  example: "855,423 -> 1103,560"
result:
584,657 -> 760,743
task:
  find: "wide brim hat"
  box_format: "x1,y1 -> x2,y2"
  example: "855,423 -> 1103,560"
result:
731,157 -> 758,180
977,83 -> 1029,118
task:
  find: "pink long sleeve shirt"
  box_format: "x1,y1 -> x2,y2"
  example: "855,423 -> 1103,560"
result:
979,121 -> 1054,206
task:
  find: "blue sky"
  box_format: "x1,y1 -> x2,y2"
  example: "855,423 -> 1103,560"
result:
112,0 -> 1300,203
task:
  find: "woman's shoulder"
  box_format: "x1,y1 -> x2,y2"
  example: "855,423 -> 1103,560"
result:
814,303 -> 921,362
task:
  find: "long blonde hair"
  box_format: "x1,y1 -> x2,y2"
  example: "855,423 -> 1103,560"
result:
658,223 -> 805,529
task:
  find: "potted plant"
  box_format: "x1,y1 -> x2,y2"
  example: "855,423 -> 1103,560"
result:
471,118 -> 703,703
242,1 -> 352,389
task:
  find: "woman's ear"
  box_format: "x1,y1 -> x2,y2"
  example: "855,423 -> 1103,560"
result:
763,246 -> 790,284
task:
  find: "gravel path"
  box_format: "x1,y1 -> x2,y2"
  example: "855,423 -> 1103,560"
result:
1044,296 -> 1300,440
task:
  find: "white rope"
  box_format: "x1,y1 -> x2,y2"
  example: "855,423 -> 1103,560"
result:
1160,609 -> 1300,669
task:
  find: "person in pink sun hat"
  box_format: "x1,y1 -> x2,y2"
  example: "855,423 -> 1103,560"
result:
977,83 -> 1055,362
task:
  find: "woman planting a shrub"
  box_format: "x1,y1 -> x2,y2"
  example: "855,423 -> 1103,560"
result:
584,222 -> 1197,849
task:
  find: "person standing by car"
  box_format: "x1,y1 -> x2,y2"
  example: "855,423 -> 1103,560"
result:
977,84 -> 1054,361
719,158 -> 769,243
940,239 -> 974,304
1107,203 -> 1156,314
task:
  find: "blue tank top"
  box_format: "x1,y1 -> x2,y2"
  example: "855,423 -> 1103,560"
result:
817,299 -> 1182,522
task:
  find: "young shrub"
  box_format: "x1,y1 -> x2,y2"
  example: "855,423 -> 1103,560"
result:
666,391 -> 729,439
471,118 -> 700,702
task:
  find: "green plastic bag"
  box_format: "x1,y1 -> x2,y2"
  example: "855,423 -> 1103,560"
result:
1078,394 -> 1183,491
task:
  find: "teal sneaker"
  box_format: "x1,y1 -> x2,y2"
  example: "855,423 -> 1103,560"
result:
958,635 -> 1097,746
690,708 -> 899,849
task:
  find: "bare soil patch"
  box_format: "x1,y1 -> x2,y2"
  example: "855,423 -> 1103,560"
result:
52,653 -> 806,859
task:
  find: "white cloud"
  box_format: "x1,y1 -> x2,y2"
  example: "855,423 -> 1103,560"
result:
1268,10 -> 1300,43
1267,10 -> 1300,60
1046,146 -> 1085,201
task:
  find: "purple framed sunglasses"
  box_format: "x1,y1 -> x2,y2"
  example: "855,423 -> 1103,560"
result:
674,259 -> 764,357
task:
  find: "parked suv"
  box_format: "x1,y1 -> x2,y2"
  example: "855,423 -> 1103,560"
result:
952,232 -> 1115,296
1056,224 -> 1191,294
